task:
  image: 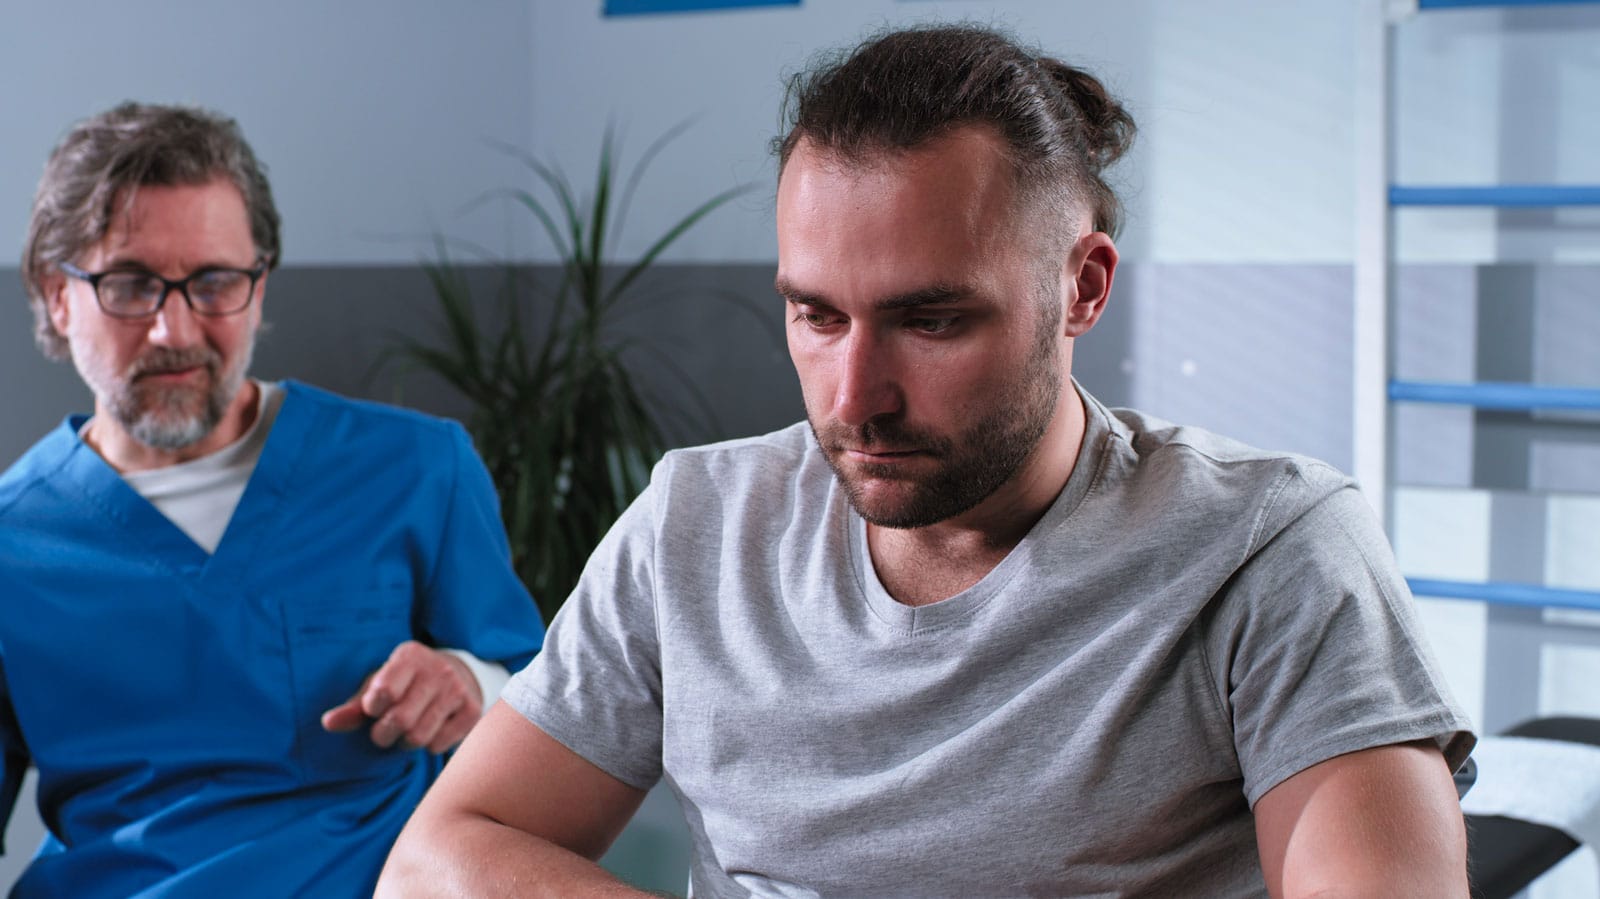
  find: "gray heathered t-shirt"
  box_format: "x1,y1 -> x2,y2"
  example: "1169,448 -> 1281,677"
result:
504,388 -> 1475,898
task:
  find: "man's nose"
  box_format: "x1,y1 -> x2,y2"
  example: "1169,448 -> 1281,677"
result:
832,329 -> 901,428
146,288 -> 203,346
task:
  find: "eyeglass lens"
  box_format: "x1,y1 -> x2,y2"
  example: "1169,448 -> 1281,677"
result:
98,270 -> 255,317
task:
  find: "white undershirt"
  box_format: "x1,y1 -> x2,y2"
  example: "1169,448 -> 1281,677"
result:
116,380 -> 283,553
83,380 -> 511,708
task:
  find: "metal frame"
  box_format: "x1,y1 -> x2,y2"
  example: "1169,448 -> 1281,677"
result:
1388,380 -> 1600,411
1367,1 -> 1600,617
1390,185 -> 1600,206
1409,578 -> 1600,612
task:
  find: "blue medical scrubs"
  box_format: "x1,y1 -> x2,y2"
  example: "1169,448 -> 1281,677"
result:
0,381 -> 545,897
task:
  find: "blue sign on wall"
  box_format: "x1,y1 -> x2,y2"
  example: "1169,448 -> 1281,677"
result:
605,0 -> 799,15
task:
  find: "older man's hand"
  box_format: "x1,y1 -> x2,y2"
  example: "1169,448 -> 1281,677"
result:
321,641 -> 482,754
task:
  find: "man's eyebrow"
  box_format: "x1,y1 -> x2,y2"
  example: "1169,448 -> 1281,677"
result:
773,279 -> 974,310
876,284 -> 971,310
773,277 -> 825,306
94,255 -> 157,272
98,255 -> 250,273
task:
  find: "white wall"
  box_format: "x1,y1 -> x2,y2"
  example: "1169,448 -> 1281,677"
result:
524,1 -> 1600,266
9,2 -> 1593,269
524,0 -> 1365,265
0,0 -> 537,266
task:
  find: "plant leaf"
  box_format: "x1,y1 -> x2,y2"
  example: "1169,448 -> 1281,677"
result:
391,123 -> 741,619
608,117 -> 695,248
605,183 -> 755,307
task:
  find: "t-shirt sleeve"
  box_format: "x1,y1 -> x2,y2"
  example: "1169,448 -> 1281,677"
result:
500,472 -> 665,792
1204,470 -> 1477,807
417,423 -> 546,673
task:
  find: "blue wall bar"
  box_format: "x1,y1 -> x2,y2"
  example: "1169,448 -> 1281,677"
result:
1389,380 -> 1600,411
1420,0 -> 1600,8
1389,185 -> 1600,207
1408,578 -> 1600,613
605,0 -> 798,15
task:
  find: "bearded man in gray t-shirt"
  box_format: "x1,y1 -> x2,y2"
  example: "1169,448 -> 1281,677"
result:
381,25 -> 1476,898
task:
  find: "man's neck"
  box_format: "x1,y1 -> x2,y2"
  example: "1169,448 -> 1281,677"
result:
87,379 -> 262,474
866,385 -> 1088,607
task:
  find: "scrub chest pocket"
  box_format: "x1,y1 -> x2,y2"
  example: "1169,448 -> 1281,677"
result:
277,585 -> 416,782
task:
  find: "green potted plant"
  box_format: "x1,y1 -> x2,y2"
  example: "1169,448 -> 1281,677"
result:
394,125 -> 751,623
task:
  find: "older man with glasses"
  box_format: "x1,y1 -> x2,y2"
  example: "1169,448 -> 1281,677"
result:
0,102 -> 545,897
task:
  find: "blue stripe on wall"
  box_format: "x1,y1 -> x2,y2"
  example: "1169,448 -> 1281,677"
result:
1420,0 -> 1600,8
605,0 -> 798,16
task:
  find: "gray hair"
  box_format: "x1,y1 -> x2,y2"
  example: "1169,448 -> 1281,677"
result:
21,102 -> 281,360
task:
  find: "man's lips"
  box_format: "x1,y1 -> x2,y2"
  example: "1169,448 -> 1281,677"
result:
841,447 -> 923,462
136,366 -> 205,382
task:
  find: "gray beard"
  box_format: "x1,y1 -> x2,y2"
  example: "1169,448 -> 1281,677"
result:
105,343 -> 253,451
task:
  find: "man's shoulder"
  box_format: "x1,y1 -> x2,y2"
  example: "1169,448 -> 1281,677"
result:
655,421 -> 818,484
276,381 -> 472,467
1096,404 -> 1357,536
280,380 -> 463,439
642,422 -> 827,522
1108,405 -> 1350,487
0,420 -> 81,522
267,382 -> 477,496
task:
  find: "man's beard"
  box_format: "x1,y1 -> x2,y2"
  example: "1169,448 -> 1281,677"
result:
810,306 -> 1062,530
81,343 -> 252,451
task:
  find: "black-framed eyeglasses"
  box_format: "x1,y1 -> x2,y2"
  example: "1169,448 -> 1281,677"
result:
59,260 -> 266,319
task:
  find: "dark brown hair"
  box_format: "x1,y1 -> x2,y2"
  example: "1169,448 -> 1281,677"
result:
21,102 -> 281,360
775,24 -> 1135,241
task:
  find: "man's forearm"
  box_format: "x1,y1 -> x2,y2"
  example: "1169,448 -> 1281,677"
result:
377,811 -> 656,899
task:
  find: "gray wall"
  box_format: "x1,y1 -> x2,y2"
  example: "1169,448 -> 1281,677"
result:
1,261 -> 806,466
0,261 -> 1357,472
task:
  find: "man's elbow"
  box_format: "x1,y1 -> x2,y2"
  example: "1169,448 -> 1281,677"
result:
377,812 -> 472,898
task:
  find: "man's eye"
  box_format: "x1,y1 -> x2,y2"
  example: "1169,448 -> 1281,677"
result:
792,311 -> 837,328
907,316 -> 956,334
191,270 -> 247,300
101,274 -> 161,302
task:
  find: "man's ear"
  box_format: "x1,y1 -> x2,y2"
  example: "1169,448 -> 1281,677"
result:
1061,231 -> 1118,338
44,274 -> 71,337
